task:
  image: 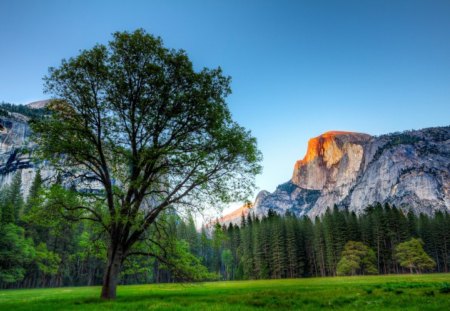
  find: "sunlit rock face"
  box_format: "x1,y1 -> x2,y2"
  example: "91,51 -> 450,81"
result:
214,202 -> 254,227
292,131 -> 371,190
26,100 -> 50,109
220,126 -> 449,224
1,108 -> 448,223
290,131 -> 371,217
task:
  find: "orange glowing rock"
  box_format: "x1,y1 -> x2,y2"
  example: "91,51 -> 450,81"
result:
297,131 -> 358,165
217,130 -> 372,225
216,202 -> 253,224
292,131 -> 371,189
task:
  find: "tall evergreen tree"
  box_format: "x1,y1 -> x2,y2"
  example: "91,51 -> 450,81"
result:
0,172 -> 23,224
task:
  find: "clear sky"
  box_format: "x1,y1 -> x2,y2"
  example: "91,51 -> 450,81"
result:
1,0 -> 450,209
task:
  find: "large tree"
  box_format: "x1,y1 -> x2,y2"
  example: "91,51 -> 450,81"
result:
32,29 -> 261,299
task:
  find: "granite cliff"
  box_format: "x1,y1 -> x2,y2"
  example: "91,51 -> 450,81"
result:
0,104 -> 448,219
0,111 -> 39,197
0,101 -> 52,197
224,126 -> 449,223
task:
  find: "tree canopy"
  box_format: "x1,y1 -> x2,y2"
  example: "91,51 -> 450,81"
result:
394,238 -> 436,273
336,241 -> 377,276
32,29 -> 261,299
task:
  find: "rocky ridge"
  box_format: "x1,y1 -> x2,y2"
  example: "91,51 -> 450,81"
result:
0,101 -> 54,197
0,113 -> 41,198
0,103 -> 448,218
224,126 -> 449,224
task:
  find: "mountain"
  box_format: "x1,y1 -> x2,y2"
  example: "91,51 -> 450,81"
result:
0,110 -> 40,198
0,105 -> 448,218
222,126 -> 449,223
26,99 -> 50,109
0,101 -> 105,198
0,101 -> 53,197
212,202 -> 254,227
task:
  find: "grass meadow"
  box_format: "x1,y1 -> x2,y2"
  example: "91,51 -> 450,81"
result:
0,274 -> 449,310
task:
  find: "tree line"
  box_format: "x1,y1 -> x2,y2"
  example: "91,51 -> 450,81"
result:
0,170 -> 448,289
0,101 -> 47,120
0,171 -> 216,289
201,204 -> 447,280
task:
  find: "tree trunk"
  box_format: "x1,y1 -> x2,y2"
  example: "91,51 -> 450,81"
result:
101,244 -> 124,300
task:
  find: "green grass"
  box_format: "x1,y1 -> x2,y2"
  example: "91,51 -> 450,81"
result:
1,274 -> 450,310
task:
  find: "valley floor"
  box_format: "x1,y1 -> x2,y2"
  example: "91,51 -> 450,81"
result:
0,274 -> 449,310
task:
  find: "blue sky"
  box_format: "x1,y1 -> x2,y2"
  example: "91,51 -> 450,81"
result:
1,0 -> 450,203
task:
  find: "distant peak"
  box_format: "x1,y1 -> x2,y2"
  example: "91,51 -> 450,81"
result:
26,100 -> 50,109
215,202 -> 253,224
291,130 -> 372,189
299,130 -> 371,165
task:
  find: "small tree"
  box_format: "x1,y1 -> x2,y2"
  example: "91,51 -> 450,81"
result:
32,29 -> 261,299
394,238 -> 436,273
337,241 -> 377,276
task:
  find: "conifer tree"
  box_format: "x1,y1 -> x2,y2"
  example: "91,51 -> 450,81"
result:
239,217 -> 254,279
301,216 -> 317,276
285,213 -> 302,277
313,217 -> 327,276
0,172 -> 23,224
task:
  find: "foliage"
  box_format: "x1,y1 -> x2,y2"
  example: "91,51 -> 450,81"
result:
200,203 -> 448,280
0,172 -> 23,224
221,249 -> 233,280
160,239 -> 218,282
31,28 -> 261,298
336,241 -> 377,276
35,243 -> 61,276
0,170 -> 449,289
336,256 -> 359,276
0,101 -> 47,120
394,238 -> 436,273
0,224 -> 35,283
